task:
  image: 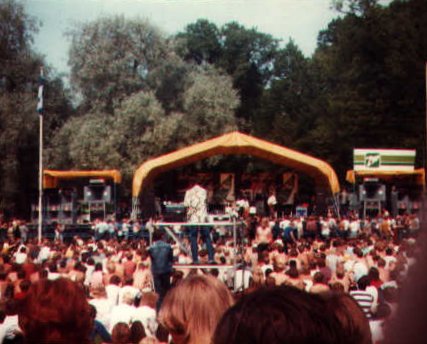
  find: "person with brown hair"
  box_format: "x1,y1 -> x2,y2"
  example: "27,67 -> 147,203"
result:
111,322 -> 131,344
213,285 -> 345,344
129,321 -> 146,344
322,292 -> 372,344
18,278 -> 93,344
159,274 -> 233,344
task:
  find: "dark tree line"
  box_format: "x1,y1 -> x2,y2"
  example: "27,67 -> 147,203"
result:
1,0 -> 426,217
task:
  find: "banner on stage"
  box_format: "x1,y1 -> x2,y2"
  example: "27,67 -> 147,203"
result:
354,149 -> 415,171
220,173 -> 235,202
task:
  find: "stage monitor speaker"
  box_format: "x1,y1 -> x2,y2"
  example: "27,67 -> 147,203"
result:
84,185 -> 111,202
163,204 -> 186,222
359,183 -> 386,202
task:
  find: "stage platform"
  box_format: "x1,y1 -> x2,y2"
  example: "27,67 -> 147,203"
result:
155,221 -> 241,228
173,264 -> 234,270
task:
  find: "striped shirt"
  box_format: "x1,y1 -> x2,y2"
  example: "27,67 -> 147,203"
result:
350,290 -> 374,318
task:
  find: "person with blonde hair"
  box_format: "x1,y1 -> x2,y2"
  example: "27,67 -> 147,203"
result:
159,274 -> 234,344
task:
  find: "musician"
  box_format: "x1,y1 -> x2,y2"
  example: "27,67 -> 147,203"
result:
184,183 -> 214,264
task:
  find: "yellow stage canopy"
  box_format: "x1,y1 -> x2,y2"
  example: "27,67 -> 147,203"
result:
43,170 -> 122,189
346,168 -> 425,186
132,131 -> 340,197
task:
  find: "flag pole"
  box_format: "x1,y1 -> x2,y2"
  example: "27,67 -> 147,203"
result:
37,67 -> 44,244
38,111 -> 43,244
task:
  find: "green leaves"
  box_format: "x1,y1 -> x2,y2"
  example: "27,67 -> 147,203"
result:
68,16 -> 168,110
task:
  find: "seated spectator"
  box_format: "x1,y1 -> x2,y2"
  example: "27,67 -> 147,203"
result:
106,275 -> 122,306
270,255 -> 287,286
133,292 -> 158,337
89,304 -> 112,344
109,292 -> 136,332
129,321 -> 145,344
159,274 -> 233,344
309,272 -> 330,294
349,275 -> 375,319
111,322 -> 131,344
118,278 -> 140,305
89,285 -> 114,330
0,300 -> 21,343
370,303 -> 391,344
213,285 -> 344,344
18,278 -> 92,344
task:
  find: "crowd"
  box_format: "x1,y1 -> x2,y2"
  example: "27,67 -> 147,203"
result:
0,206 -> 423,344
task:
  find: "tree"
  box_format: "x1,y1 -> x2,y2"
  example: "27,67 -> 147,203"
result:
175,19 -> 222,65
175,20 -> 279,128
0,0 -> 72,217
218,22 -> 278,124
255,40 -> 317,147
331,0 -> 380,16
181,66 -> 239,142
146,54 -> 191,114
68,16 -> 169,112
308,0 -> 427,177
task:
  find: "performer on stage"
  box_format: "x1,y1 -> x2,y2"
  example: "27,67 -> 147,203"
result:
183,183 -> 215,264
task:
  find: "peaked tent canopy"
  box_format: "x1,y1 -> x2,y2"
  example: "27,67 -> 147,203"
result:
132,131 -> 340,197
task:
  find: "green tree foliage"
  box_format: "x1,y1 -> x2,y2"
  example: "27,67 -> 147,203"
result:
5,0 -> 427,216
146,54 -> 190,114
176,20 -> 278,128
0,0 -> 72,216
255,40 -> 319,149
68,16 -> 169,112
47,16 -> 239,192
308,0 -> 427,176
175,19 -> 222,64
182,66 -> 239,141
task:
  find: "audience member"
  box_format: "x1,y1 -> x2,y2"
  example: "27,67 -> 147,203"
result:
159,274 -> 233,344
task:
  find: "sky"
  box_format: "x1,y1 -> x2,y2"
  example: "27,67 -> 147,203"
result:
24,0 -> 339,77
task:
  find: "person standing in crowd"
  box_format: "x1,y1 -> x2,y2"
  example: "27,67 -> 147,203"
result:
255,217 -> 272,253
148,230 -> 173,311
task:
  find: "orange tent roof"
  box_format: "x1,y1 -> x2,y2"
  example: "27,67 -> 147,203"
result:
43,170 -> 122,189
346,168 -> 425,186
132,131 -> 340,197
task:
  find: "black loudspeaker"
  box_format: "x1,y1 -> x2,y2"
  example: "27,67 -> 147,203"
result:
359,183 -> 386,202
84,185 -> 111,202
163,204 -> 186,222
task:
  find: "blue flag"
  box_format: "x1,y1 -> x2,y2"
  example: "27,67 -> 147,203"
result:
36,68 -> 45,115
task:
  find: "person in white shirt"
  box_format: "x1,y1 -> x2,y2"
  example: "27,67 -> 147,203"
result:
118,278 -> 140,305
349,218 -> 361,239
14,246 -> 27,265
106,275 -> 122,306
133,292 -> 159,337
0,302 -> 21,343
109,292 -> 136,332
89,285 -> 114,330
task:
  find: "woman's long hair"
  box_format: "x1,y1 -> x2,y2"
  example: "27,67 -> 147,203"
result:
159,274 -> 234,344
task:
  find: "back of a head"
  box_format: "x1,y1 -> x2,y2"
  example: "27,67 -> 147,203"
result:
213,286 -> 344,344
159,274 -> 234,344
152,230 -> 163,242
323,292 -> 371,344
112,322 -> 131,344
18,278 -> 92,344
140,292 -> 159,310
357,276 -> 370,291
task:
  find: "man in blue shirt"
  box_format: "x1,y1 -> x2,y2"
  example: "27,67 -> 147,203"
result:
148,229 -> 173,310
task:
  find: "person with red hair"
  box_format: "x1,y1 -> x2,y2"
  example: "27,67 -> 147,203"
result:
18,278 -> 93,344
